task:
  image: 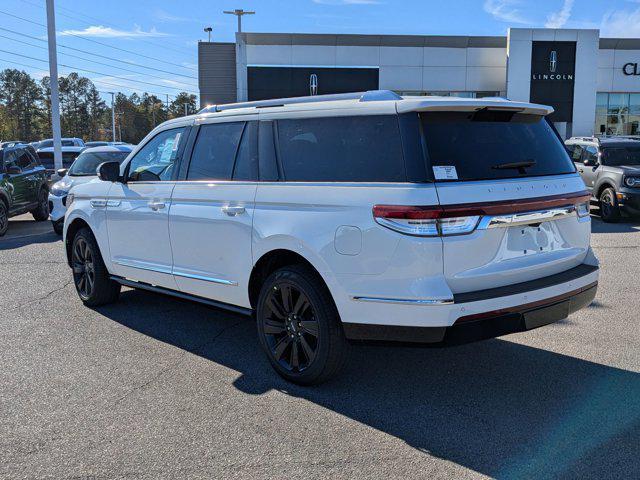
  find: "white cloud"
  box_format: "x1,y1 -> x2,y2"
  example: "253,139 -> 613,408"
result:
601,6 -> 640,37
154,10 -> 195,23
545,0 -> 574,28
483,0 -> 531,25
58,25 -> 170,38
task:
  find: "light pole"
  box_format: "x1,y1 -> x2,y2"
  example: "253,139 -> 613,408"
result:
223,9 -> 255,33
45,0 -> 62,170
204,27 -> 212,42
108,92 -> 116,142
183,103 -> 189,116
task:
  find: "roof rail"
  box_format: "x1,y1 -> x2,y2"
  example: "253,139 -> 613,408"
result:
199,90 -> 402,114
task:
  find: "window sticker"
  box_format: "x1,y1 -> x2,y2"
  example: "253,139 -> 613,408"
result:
432,165 -> 458,180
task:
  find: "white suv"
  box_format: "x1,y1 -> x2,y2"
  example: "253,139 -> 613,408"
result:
63,91 -> 599,385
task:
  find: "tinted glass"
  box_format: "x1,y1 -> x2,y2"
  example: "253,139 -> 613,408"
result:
16,149 -> 33,169
233,121 -> 258,180
187,122 -> 244,181
602,146 -> 640,166
127,128 -> 185,182
583,146 -> 598,164
421,112 -> 576,181
276,115 -> 405,182
68,151 -> 129,176
38,140 -> 53,149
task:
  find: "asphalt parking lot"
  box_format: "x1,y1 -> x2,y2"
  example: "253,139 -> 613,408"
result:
1,213 -> 639,479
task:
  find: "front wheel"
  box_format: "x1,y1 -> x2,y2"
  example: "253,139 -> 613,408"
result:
52,219 -> 63,236
31,188 -> 49,221
71,228 -> 121,306
256,265 -> 349,385
599,187 -> 621,223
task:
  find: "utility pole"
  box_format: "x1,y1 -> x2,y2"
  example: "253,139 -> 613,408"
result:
108,92 -> 116,142
223,9 -> 255,33
166,94 -> 170,116
45,0 -> 62,170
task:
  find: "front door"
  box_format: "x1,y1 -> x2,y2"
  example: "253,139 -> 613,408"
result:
107,127 -> 187,290
580,145 -> 600,192
169,121 -> 258,308
2,148 -> 28,213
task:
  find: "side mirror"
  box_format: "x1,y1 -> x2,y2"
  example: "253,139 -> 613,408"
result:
57,168 -> 67,178
6,165 -> 21,175
97,161 -> 121,182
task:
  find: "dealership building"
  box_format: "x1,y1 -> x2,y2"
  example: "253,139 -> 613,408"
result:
198,27 -> 640,138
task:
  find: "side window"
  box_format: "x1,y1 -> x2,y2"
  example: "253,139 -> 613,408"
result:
233,121 -> 258,180
3,150 -> 18,172
583,146 -> 599,164
276,115 -> 406,182
570,144 -> 584,163
187,122 -> 244,181
17,149 -> 34,170
127,127 -> 185,182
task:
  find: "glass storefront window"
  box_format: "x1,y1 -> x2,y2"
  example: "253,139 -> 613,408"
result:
595,93 -> 640,136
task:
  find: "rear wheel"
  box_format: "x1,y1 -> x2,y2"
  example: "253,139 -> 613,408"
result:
256,265 -> 348,385
599,187 -> 621,223
31,188 -> 49,221
71,228 -> 120,306
0,201 -> 8,237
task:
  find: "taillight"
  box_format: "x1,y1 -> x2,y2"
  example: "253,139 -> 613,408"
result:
576,201 -> 590,218
372,205 -> 480,237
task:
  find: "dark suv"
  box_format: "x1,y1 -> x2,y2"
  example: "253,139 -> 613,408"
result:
565,136 -> 640,222
0,144 -> 50,236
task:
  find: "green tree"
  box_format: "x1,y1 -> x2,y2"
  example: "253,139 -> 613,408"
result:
0,68 -> 44,141
169,92 -> 197,118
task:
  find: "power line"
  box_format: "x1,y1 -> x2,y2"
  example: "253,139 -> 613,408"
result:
0,26 -> 197,80
0,33 -> 198,89
19,0 -> 197,57
0,57 -> 178,99
0,49 -> 198,93
0,8 -> 198,72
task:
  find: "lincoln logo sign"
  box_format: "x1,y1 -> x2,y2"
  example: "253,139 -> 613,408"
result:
549,50 -> 557,73
309,73 -> 318,96
531,48 -> 574,80
623,63 -> 640,76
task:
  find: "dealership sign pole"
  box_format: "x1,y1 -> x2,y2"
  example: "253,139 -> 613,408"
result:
46,0 -> 63,171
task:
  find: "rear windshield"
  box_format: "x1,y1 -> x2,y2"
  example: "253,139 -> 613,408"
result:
602,146 -> 640,166
421,111 -> 576,181
68,151 -> 129,176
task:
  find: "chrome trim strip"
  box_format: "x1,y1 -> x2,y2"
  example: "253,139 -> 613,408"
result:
479,206 -> 577,230
172,270 -> 238,286
352,296 -> 454,305
114,259 -> 173,275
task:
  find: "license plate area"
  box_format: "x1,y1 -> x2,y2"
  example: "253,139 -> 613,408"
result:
504,222 -> 560,258
523,300 -> 570,329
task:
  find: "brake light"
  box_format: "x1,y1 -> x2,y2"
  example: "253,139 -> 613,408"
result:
372,205 -> 480,237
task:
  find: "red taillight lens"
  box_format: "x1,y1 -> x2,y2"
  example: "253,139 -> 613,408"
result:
373,205 -> 480,237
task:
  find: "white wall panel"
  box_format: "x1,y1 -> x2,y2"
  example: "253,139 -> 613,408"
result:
466,67 -> 507,91
379,46 -> 423,66
379,66 -> 423,90
246,45 -> 292,65
423,47 -> 466,67
423,66 -> 466,91
336,46 -> 380,66
466,48 -> 507,67
291,45 -> 336,66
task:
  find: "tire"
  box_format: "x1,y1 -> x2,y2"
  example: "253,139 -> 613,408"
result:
31,187 -> 49,221
0,201 -> 8,237
71,227 -> 121,306
256,264 -> 349,385
599,187 -> 621,223
52,219 -> 63,236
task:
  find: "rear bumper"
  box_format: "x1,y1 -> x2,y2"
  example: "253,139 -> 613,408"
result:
342,264 -> 598,345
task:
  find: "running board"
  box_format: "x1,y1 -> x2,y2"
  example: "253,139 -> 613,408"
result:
110,276 -> 253,316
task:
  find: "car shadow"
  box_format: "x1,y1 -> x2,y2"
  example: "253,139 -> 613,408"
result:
96,289 -> 640,479
0,217 -> 60,250
590,214 -> 640,234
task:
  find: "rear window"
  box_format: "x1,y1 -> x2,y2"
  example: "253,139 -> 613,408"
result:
276,115 -> 405,182
421,111 -> 576,181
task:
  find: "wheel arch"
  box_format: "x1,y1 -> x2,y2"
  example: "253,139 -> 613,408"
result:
595,180 -> 617,199
64,217 -> 91,266
248,249 -> 330,310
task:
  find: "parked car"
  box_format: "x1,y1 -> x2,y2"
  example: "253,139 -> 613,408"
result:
49,145 -> 132,235
36,138 -> 86,181
0,143 -> 49,236
63,91 -> 599,385
0,141 -> 27,148
85,141 -> 109,148
566,136 -> 640,222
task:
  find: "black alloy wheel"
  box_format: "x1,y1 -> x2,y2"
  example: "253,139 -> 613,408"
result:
72,236 -> 96,301
256,265 -> 349,385
599,187 -> 621,223
31,188 -> 49,221
262,282 -> 320,373
0,202 -> 8,236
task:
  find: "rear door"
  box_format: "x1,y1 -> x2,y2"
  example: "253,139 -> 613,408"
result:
169,120 -> 258,307
3,148 -> 28,213
420,110 -> 590,294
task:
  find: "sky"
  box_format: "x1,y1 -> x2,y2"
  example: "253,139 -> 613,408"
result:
1,0 -> 640,103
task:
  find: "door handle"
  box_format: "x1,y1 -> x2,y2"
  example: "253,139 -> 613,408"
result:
578,169 -> 584,173
221,205 -> 245,216
148,201 -> 166,211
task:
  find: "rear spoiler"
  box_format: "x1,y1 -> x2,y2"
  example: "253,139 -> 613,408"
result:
396,99 -> 554,116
